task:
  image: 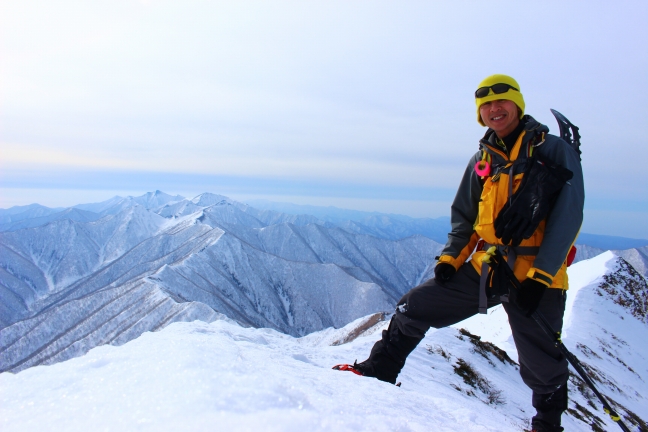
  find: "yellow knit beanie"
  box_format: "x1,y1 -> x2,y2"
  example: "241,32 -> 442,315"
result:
475,74 -> 525,126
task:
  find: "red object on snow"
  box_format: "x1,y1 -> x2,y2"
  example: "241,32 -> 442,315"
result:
332,364 -> 363,376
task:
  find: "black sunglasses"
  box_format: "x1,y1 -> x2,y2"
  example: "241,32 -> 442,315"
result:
474,83 -> 519,99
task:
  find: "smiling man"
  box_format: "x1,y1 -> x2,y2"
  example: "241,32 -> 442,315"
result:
335,74 -> 584,432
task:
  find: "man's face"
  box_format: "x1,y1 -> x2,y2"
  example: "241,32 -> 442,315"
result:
479,99 -> 520,138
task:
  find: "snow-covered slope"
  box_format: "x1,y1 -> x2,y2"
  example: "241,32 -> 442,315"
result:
0,252 -> 645,431
458,252 -> 648,430
560,253 -> 647,430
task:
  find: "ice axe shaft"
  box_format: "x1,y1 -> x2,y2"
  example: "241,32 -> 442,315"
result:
481,247 -> 631,432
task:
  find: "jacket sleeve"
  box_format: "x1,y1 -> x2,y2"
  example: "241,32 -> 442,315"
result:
438,151 -> 483,269
528,135 -> 585,283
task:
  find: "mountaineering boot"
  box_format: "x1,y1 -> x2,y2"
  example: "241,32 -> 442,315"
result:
332,361 -> 403,386
340,316 -> 421,384
331,363 -> 363,376
530,383 -> 568,432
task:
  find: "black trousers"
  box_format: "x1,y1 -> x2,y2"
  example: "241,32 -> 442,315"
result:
391,263 -> 568,394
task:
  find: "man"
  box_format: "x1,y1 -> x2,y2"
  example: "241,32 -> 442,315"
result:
336,74 -> 584,432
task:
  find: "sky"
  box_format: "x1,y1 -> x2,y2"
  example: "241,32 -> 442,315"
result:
1,1 -> 647,238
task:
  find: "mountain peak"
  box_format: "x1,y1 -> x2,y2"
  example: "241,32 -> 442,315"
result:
191,193 -> 234,207
598,257 -> 648,323
131,191 -> 185,210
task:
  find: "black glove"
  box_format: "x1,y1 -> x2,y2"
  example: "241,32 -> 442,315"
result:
494,156 -> 573,246
510,278 -> 547,316
434,263 -> 456,283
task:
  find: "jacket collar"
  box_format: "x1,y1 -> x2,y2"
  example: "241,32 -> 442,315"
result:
480,115 -> 549,159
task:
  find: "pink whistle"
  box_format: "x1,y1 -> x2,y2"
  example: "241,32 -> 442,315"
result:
474,161 -> 490,176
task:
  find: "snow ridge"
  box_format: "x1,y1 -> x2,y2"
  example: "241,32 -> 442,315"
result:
2,252 -> 647,432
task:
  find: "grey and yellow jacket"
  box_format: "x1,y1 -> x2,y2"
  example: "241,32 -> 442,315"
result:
437,115 -> 584,289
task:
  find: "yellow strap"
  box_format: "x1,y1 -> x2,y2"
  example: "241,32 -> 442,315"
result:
477,152 -> 492,179
481,246 -> 497,264
528,132 -> 545,157
508,131 -> 527,161
603,408 -> 621,421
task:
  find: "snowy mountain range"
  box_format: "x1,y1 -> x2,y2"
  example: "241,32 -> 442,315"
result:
1,191 -> 647,431
2,191 -> 648,379
0,251 -> 646,431
0,191 -> 444,373
246,199 -> 648,251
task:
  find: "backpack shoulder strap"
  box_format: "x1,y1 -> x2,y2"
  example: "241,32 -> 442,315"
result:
521,115 -> 549,159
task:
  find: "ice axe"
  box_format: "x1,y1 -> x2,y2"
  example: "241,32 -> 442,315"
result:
481,246 -> 632,432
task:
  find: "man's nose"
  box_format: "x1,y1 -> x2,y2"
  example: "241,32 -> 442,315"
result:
489,100 -> 503,110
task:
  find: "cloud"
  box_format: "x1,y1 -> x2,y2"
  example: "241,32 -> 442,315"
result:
1,1 -> 647,236
1,140 -> 462,189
